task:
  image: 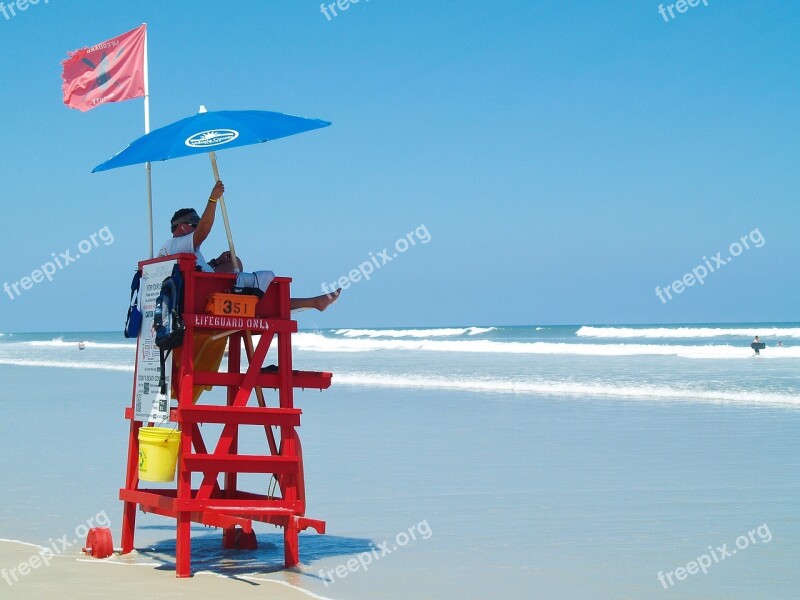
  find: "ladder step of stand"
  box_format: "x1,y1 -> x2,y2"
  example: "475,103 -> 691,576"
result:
175,405 -> 301,426
192,370 -> 332,390
183,454 -> 299,474
204,506 -> 296,515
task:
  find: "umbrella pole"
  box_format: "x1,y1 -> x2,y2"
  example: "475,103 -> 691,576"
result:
207,152 -> 276,463
207,151 -> 239,273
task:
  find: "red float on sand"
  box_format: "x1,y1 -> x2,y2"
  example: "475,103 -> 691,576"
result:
83,527 -> 114,559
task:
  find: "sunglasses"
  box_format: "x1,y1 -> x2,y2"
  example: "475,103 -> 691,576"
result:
171,220 -> 198,233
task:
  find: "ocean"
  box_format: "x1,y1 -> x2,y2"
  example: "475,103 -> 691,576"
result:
0,323 -> 798,598
3,323 -> 799,407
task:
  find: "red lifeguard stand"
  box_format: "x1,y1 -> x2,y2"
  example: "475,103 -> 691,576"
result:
119,254 -> 330,577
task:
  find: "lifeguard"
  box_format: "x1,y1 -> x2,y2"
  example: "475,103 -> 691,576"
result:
159,179 -> 341,401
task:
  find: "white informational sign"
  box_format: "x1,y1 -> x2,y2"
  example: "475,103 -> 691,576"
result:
134,259 -> 177,423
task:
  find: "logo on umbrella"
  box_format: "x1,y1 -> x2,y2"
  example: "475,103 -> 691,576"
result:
185,129 -> 240,148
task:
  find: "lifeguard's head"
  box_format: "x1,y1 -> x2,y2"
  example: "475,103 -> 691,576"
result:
170,208 -> 200,237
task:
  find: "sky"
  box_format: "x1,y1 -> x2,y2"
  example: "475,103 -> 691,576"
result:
0,0 -> 799,332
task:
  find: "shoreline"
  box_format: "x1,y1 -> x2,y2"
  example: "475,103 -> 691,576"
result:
0,539 -> 333,600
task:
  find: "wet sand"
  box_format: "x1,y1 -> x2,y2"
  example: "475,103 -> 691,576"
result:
0,540 -> 330,600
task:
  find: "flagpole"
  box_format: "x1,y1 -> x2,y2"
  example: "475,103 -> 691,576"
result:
142,23 -> 153,258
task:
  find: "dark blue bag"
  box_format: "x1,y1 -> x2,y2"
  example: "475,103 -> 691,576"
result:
124,270 -> 143,338
153,264 -> 185,352
153,264 -> 185,395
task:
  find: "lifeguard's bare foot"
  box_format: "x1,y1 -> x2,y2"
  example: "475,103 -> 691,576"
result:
290,289 -> 342,312
315,288 -> 341,311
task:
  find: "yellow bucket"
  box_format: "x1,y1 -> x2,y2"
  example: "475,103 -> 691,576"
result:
138,427 -> 181,482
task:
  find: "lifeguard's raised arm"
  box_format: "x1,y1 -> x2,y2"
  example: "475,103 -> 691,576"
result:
193,180 -> 224,249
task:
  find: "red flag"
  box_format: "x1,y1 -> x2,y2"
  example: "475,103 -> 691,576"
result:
61,25 -> 146,112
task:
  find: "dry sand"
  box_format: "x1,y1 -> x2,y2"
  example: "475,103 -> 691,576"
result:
0,540 -> 331,600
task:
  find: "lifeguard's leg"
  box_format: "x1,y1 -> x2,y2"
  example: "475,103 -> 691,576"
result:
191,334 -> 227,402
290,289 -> 341,312
172,334 -> 228,403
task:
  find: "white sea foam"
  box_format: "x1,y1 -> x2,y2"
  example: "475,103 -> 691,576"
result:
293,333 -> 798,359
2,347 -> 797,408
240,576 -> 335,600
576,326 -> 800,339
76,558 -> 161,566
4,332 -> 796,364
333,373 -> 800,408
0,538 -> 47,550
0,358 -> 133,372
24,338 -> 135,350
334,327 -> 496,338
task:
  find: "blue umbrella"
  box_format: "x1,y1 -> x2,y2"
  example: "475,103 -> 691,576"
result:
92,106 -> 331,259
93,108 -> 331,172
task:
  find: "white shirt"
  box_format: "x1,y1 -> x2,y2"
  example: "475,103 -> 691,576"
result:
158,234 -> 213,272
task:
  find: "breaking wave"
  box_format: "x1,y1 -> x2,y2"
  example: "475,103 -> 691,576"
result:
334,327 -> 496,338
293,333 -> 799,359
333,373 -> 800,408
23,338 -> 135,350
576,326 -> 800,339
0,358 -> 133,372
